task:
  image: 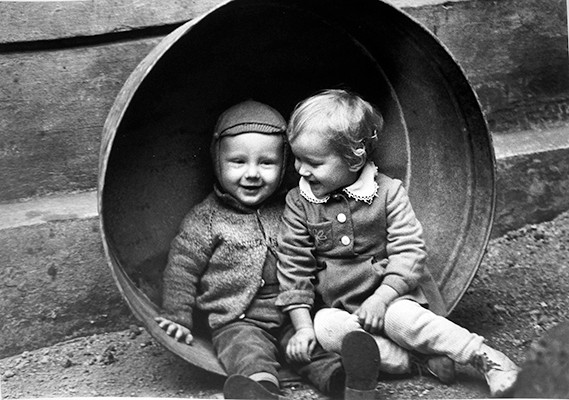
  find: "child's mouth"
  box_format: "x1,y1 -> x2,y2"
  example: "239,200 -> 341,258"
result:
241,185 -> 262,192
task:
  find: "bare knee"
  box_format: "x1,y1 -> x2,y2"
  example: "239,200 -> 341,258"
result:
314,308 -> 361,353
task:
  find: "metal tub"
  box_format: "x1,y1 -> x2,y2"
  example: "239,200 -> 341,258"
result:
99,0 -> 495,375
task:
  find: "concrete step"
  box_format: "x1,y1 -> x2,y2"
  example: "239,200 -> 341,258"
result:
1,125 -> 568,359
493,125 -> 569,237
0,191 -> 135,359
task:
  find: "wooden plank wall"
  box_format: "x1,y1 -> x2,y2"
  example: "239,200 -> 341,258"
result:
403,0 -> 569,133
1,0 -> 567,203
0,0 -> 218,203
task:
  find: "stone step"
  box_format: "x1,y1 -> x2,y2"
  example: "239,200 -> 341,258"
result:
1,125 -> 568,359
493,125 -> 569,237
0,191 -> 135,359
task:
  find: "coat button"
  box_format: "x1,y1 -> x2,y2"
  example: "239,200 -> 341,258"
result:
341,236 -> 351,246
260,278 -> 266,287
337,213 -> 347,223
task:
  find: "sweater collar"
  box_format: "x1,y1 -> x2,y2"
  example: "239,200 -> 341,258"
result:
213,184 -> 258,213
299,162 -> 379,205
213,183 -> 285,213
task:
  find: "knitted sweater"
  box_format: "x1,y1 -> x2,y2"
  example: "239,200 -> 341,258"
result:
161,189 -> 285,330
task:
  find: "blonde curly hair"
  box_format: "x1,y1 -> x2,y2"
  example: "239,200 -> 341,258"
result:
287,89 -> 384,169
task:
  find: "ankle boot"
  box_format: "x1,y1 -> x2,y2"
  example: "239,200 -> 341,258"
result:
470,344 -> 520,397
411,353 -> 456,384
341,331 -> 380,400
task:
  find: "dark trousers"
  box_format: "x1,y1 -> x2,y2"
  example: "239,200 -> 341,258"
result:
212,320 -> 344,396
212,321 -> 281,379
279,323 -> 344,396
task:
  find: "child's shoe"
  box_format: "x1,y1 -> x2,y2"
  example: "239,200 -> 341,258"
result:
223,374 -> 281,399
411,353 -> 456,384
470,344 -> 520,397
341,331 -> 381,400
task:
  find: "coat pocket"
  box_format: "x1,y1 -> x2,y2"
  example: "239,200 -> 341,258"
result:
307,220 -> 334,252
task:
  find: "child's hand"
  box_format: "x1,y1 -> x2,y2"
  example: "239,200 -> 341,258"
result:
354,295 -> 388,334
286,327 -> 316,363
155,317 -> 193,345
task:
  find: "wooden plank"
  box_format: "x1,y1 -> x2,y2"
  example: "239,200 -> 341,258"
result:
0,0 -> 220,43
0,37 -> 163,202
403,0 -> 569,132
0,0 -> 567,202
0,190 -> 97,230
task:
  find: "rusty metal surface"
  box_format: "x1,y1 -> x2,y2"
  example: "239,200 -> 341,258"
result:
99,0 -> 495,375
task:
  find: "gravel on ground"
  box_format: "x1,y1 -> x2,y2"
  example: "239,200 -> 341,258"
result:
2,211 -> 569,399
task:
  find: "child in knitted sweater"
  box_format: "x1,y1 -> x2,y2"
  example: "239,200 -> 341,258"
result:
156,100 -> 287,398
155,100 -> 343,399
276,89 -> 520,399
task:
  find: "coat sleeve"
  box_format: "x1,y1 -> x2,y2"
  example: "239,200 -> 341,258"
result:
160,203 -> 214,330
381,180 -> 427,296
275,189 -> 317,309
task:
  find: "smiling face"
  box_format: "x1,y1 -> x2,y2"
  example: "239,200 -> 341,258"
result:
290,130 -> 359,199
218,133 -> 284,207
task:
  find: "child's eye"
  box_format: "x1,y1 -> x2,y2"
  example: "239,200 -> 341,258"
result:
303,160 -> 318,168
296,157 -> 318,168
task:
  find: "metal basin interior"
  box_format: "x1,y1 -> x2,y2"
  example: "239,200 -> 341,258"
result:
99,0 -> 495,375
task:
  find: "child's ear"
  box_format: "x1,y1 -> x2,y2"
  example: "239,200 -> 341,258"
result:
348,157 -> 366,172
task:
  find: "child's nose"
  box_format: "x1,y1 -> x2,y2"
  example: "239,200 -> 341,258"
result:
295,160 -> 309,176
245,164 -> 261,179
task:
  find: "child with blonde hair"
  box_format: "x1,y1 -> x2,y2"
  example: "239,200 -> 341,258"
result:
276,89 -> 520,399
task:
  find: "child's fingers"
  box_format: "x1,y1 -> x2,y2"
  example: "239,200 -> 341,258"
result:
286,342 -> 301,362
360,312 -> 379,333
185,333 -> 194,345
285,344 -> 294,361
300,338 -> 314,362
155,318 -> 193,345
307,338 -> 317,356
358,310 -> 371,330
166,324 -> 179,337
174,328 -> 185,342
287,339 -> 310,363
293,342 -> 308,362
155,317 -> 169,329
368,318 -> 382,334
376,317 -> 385,333
367,314 -> 380,333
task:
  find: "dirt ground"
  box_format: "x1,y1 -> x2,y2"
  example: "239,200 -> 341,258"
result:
1,211 -> 569,399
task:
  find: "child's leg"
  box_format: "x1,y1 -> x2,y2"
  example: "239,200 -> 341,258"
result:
383,299 -> 484,363
384,299 -> 519,397
279,322 -> 345,397
212,321 -> 281,398
314,307 -> 411,374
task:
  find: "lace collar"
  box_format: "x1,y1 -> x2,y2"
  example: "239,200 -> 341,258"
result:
299,162 -> 379,205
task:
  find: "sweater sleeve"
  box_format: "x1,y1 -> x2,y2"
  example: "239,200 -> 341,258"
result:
381,180 -> 427,296
160,202 -> 214,330
275,189 -> 317,309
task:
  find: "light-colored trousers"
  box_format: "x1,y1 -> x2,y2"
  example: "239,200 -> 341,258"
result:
314,299 -> 484,374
